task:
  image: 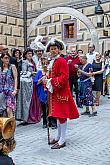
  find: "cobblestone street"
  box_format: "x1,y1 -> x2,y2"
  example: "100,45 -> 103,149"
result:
11,96 -> 110,165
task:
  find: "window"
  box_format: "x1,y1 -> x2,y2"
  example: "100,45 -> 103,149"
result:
65,23 -> 74,38
62,19 -> 77,43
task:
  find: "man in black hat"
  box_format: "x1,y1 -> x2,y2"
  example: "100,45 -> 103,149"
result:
45,38 -> 79,149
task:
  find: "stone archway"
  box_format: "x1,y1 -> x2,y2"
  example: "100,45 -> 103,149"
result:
27,7 -> 99,51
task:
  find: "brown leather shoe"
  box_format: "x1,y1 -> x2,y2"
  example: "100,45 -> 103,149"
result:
51,142 -> 66,149
48,139 -> 58,145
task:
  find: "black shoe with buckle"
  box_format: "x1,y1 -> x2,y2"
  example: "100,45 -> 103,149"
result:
51,142 -> 66,149
48,139 -> 58,145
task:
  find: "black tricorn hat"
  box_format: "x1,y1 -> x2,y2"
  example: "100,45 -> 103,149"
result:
46,38 -> 65,52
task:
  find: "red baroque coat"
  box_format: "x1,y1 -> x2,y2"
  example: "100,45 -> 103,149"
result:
48,57 -> 79,119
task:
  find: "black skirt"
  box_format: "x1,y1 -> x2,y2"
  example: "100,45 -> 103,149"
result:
92,74 -> 103,92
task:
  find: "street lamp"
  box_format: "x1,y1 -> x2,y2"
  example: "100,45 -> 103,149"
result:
95,0 -> 104,27
95,0 -> 110,28
23,0 -> 27,50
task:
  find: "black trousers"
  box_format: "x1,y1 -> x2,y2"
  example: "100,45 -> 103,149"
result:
41,102 -> 57,127
69,75 -> 79,106
41,102 -> 47,126
48,116 -> 57,127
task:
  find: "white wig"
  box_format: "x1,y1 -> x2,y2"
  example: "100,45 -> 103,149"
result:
30,35 -> 45,51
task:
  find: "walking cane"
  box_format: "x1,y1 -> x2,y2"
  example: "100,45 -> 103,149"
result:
46,104 -> 50,145
47,116 -> 50,145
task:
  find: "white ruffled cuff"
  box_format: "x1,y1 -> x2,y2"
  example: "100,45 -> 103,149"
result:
46,78 -> 53,93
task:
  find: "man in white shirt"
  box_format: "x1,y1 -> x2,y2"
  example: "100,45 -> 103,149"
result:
86,43 -> 98,64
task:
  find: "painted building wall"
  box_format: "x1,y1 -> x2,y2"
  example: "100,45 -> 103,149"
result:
0,0 -> 110,54
27,1 -> 110,54
0,1 -> 23,50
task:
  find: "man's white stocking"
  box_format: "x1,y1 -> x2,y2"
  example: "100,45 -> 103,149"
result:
55,119 -> 61,141
58,121 -> 67,145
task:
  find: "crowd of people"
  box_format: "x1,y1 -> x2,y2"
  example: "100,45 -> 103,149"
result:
0,36 -> 110,152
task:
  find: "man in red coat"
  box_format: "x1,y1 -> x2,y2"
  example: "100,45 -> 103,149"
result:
46,38 -> 79,149
65,50 -> 81,107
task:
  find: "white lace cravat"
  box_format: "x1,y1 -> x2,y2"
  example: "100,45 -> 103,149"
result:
46,54 -> 60,93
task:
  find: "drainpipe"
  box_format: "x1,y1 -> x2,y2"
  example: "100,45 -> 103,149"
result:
23,0 -> 27,50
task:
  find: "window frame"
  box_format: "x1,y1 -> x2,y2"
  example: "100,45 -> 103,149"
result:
62,19 -> 77,43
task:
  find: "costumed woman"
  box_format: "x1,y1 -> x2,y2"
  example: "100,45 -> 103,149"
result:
30,35 -> 45,71
16,48 -> 41,124
45,38 -> 79,149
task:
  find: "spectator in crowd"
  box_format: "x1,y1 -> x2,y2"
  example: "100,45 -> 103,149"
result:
0,44 -> 8,66
0,52 -> 17,117
92,53 -> 105,106
77,55 -> 97,117
77,49 -> 83,56
12,48 -> 22,91
0,45 -> 18,70
101,55 -> 107,96
86,43 -> 98,64
104,52 -> 110,98
12,48 -> 22,72
0,44 -> 8,54
30,35 -> 45,71
16,48 -> 41,124
65,49 -> 81,107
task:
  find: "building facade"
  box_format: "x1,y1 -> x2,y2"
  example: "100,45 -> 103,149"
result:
0,0 -> 110,54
